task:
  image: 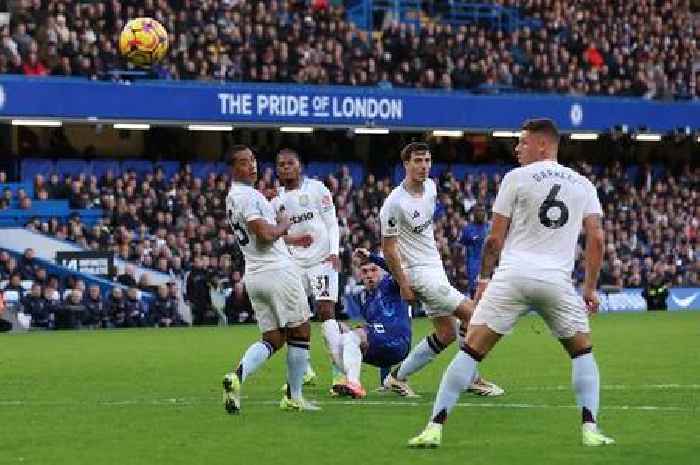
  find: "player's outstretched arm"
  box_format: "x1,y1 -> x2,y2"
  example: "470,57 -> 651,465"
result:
353,248 -> 390,273
247,216 -> 290,243
582,214 -> 604,313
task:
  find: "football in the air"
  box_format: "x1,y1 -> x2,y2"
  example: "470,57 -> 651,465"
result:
119,17 -> 169,67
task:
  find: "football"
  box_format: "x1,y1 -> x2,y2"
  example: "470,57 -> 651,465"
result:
119,17 -> 169,67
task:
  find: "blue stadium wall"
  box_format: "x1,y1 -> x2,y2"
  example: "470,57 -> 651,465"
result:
1,76 -> 699,131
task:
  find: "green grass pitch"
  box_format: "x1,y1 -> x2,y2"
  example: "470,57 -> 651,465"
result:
2,312 -> 698,465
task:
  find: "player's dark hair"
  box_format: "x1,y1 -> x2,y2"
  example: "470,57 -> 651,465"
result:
276,147 -> 301,163
521,118 -> 560,144
400,142 -> 431,162
226,145 -> 252,165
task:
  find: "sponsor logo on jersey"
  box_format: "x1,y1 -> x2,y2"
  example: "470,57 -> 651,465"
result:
299,194 -> 310,206
413,218 -> 432,234
290,211 -> 314,224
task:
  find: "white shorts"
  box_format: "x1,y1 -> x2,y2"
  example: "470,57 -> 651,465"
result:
244,266 -> 311,333
471,272 -> 590,339
300,261 -> 339,302
408,266 -> 466,317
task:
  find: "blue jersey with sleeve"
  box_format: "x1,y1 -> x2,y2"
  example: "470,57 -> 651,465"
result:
344,254 -> 411,366
459,222 -> 489,280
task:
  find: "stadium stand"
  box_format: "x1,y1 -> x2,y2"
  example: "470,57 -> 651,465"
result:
0,0 -> 696,99
1,155 -> 696,329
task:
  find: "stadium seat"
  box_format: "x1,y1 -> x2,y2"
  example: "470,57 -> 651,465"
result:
56,160 -> 90,178
91,160 -> 121,178
21,158 -> 55,182
121,160 -> 154,177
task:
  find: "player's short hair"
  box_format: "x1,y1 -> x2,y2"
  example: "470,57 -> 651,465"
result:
276,147 -> 301,162
400,142 -> 431,162
226,145 -> 252,165
521,118 -> 560,144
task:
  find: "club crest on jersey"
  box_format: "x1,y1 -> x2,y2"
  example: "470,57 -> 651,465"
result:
299,194 -> 310,206
412,210 -> 420,219
388,217 -> 397,227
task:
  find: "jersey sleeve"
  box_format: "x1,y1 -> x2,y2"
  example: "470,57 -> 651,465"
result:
317,183 -> 340,255
379,196 -> 400,237
242,191 -> 266,222
583,182 -> 603,217
492,170 -> 518,218
316,182 -> 335,214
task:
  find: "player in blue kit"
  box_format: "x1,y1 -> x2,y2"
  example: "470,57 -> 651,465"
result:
459,204 -> 489,298
335,248 -> 412,398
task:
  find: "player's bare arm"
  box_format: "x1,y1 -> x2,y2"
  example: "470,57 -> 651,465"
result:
247,215 -> 291,243
582,214 -> 604,314
381,235 -> 415,303
475,213 -> 510,302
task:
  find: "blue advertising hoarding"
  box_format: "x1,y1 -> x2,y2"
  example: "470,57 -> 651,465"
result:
0,76 -> 698,131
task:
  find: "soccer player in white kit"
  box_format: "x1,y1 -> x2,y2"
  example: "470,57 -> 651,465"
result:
273,148 -> 345,390
408,119 -> 615,448
380,142 -> 503,397
222,145 -> 320,413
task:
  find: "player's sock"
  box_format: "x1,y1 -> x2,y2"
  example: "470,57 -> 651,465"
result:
287,338 -> 310,400
430,347 -> 481,426
235,341 -> 274,383
571,348 -> 599,425
396,333 -> 446,380
321,319 -> 343,369
341,332 -> 363,384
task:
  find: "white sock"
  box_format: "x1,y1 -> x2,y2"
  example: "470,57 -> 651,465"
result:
321,319 -> 343,368
430,351 -> 479,425
396,333 -> 445,380
236,341 -> 273,383
572,352 -> 600,424
342,332 -> 363,384
287,340 -> 310,401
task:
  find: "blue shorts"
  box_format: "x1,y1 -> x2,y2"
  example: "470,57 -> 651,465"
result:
362,326 -> 410,368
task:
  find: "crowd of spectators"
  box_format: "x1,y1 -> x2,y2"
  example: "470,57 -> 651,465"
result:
0,0 -> 697,99
1,155 -> 697,329
0,247 -> 186,329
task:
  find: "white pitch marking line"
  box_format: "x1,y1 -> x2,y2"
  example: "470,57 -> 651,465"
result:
0,399 -> 694,413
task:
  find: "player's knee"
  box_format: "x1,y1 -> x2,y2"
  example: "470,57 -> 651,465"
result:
435,319 -> 457,346
454,300 -> 474,321
461,343 -> 486,362
263,334 -> 285,353
569,346 -> 593,359
316,302 -> 335,321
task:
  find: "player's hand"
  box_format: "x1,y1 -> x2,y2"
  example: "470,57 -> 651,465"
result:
324,254 -> 340,271
582,286 -> 599,315
352,248 -> 370,260
286,234 -> 314,248
400,284 -> 416,304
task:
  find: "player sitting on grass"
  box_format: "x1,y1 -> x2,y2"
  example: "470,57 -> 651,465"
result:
333,248 -> 412,398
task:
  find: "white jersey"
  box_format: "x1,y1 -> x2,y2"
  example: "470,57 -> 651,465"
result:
493,160 -> 602,279
379,178 -> 442,269
226,181 -> 294,275
271,177 -> 339,268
